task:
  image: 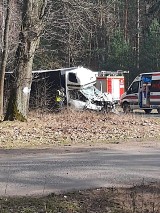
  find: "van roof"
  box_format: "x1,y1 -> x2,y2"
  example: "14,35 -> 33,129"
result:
5,67 -> 77,74
139,72 -> 160,76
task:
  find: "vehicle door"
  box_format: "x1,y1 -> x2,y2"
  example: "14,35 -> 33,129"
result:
68,90 -> 87,109
150,78 -> 160,107
126,81 -> 139,109
139,75 -> 152,108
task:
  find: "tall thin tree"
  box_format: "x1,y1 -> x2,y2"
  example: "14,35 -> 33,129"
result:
0,0 -> 11,121
137,0 -> 140,70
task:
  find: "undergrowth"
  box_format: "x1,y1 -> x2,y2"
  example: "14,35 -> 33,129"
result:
0,182 -> 159,213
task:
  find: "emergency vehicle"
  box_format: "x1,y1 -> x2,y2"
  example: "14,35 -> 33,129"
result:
120,72 -> 160,114
96,70 -> 128,103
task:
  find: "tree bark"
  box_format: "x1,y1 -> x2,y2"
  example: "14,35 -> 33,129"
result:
0,0 -> 11,121
124,0 -> 128,42
136,0 -> 140,70
5,0 -> 47,121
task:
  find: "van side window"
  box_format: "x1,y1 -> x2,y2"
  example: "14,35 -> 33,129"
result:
128,81 -> 139,94
150,80 -> 160,92
69,73 -> 78,83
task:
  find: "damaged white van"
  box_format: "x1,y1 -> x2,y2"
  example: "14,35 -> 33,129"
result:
120,72 -> 160,114
64,67 -> 114,111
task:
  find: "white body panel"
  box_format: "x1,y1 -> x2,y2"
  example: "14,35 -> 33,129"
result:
112,79 -> 120,101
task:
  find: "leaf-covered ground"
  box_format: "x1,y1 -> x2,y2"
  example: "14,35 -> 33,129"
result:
0,108 -> 160,149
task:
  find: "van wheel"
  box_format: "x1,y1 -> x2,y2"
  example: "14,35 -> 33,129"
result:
123,103 -> 130,113
157,109 -> 160,114
144,109 -> 152,114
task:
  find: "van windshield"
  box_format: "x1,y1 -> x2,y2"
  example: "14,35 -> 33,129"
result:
128,81 -> 139,94
81,86 -> 101,99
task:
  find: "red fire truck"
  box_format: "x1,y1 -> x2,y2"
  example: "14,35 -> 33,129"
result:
96,70 -> 129,103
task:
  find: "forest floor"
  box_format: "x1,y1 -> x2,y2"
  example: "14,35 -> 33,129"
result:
0,107 -> 160,149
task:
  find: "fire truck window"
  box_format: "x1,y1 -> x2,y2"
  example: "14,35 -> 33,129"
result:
151,80 -> 160,92
128,81 -> 139,94
69,73 -> 78,83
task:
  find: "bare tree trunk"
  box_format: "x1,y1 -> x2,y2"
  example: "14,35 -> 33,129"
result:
124,0 -> 128,42
0,0 -> 11,121
137,0 -> 140,70
5,0 -> 47,121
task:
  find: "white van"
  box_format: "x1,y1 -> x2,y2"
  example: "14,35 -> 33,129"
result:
120,72 -> 160,114
65,67 -> 114,111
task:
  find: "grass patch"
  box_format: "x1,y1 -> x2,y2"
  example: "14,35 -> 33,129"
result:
0,183 -> 159,213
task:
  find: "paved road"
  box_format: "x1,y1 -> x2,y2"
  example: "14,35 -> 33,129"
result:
0,146 -> 159,196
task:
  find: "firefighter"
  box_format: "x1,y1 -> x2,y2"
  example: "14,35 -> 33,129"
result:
55,88 -> 65,110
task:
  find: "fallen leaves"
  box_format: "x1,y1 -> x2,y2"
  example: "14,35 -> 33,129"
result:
0,108 -> 160,148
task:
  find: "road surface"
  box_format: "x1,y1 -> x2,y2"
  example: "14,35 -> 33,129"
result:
0,146 -> 159,196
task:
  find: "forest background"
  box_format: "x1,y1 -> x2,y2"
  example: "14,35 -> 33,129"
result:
0,0 -> 159,83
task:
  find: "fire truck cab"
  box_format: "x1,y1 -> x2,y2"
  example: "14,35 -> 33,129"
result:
96,70 -> 127,103
120,72 -> 160,114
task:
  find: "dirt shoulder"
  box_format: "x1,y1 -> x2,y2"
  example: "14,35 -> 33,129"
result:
0,140 -> 159,157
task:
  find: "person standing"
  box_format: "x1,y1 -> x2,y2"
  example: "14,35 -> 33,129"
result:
55,88 -> 65,111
